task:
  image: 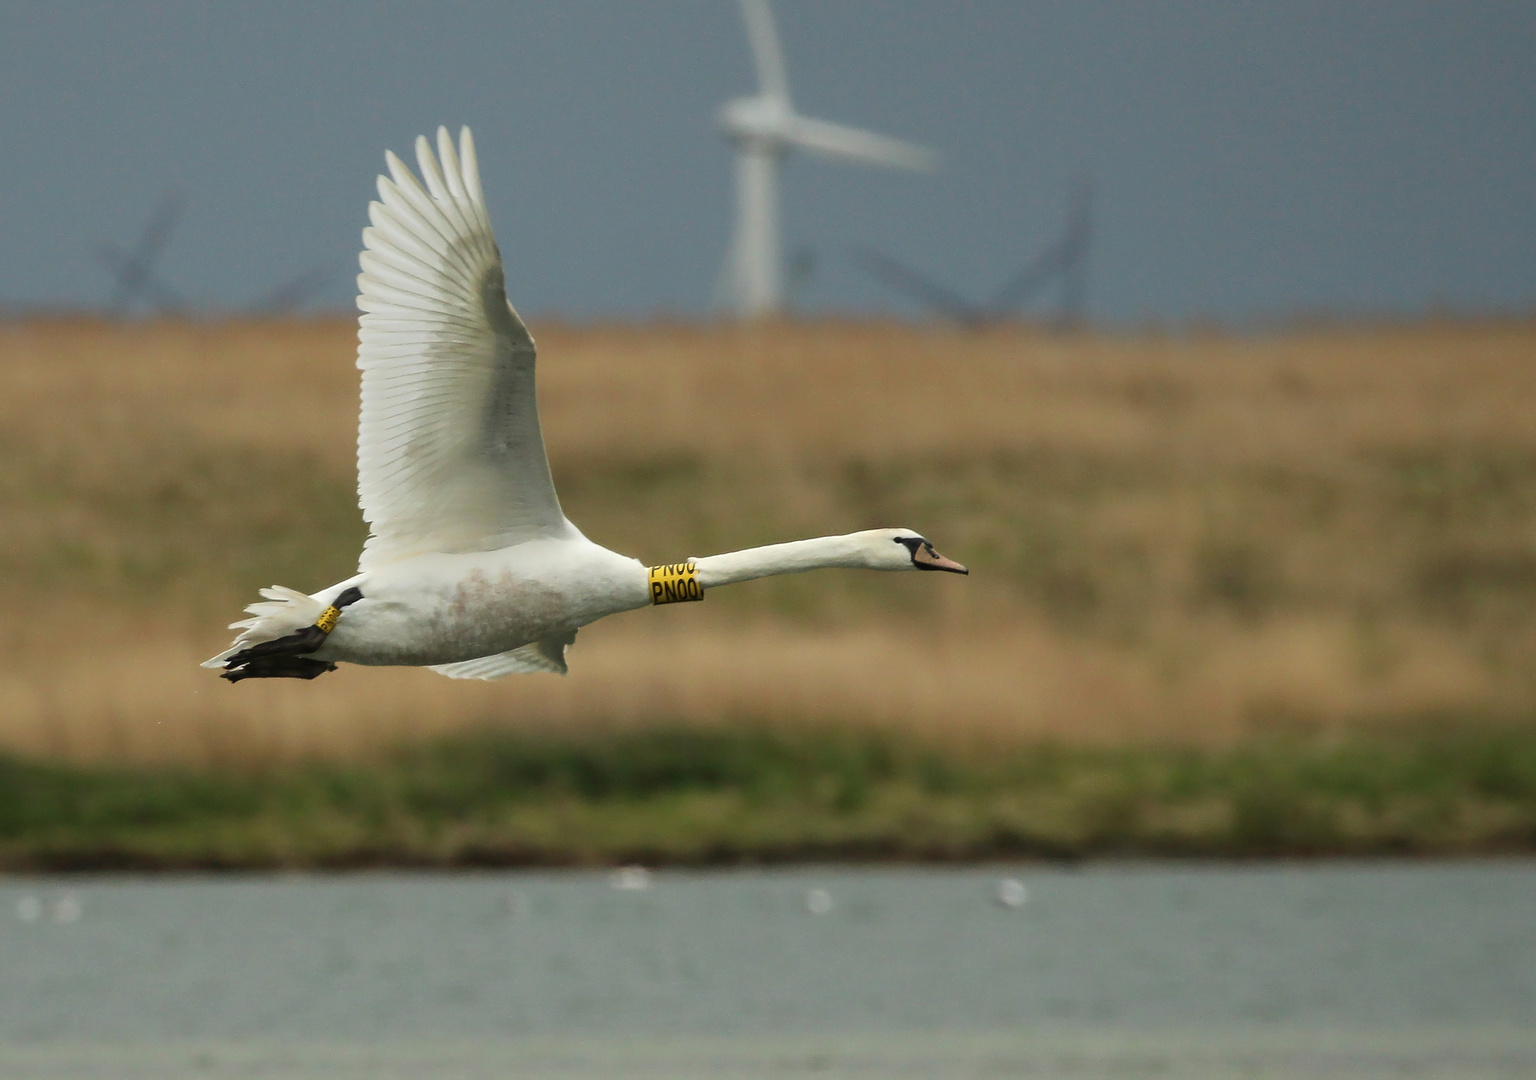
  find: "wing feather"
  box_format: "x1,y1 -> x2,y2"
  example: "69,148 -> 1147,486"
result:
459,129 -> 487,208
416,135 -> 476,242
366,206 -> 449,269
437,128 -> 474,209
427,630 -> 576,679
354,125 -> 567,568
374,176 -> 454,259
381,154 -> 484,277
359,253 -> 464,304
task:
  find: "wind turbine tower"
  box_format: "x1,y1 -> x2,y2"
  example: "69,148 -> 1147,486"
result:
719,0 -> 936,318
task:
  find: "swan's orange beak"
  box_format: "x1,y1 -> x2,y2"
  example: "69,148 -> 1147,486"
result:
913,545 -> 968,575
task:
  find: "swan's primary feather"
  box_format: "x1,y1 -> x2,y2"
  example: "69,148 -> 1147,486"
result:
356,126 -> 565,570
427,629 -> 577,679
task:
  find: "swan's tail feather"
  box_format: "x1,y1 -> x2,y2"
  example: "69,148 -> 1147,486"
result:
201,586 -> 328,669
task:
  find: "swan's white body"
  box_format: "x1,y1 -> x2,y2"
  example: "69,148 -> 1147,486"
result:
312,537 -> 644,671
205,127 -> 964,682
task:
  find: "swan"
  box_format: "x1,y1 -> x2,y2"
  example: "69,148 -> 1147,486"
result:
204,126 -> 967,683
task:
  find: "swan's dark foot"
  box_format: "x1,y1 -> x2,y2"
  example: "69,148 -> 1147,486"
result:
221,656 -> 338,682
220,587 -> 362,683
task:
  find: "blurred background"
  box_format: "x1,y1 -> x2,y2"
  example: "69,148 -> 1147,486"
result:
1,1 -> 1532,322
1,3 -> 1534,1077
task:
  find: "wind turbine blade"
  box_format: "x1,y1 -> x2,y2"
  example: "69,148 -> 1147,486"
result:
99,190 -> 184,315
984,177 -> 1094,325
94,239 -> 183,316
93,241 -> 138,312
986,242 -> 1066,316
1061,173 -> 1094,259
781,115 -> 936,171
131,190 -> 183,267
854,246 -> 986,325
138,275 -> 185,316
253,264 -> 339,315
1057,174 -> 1093,328
739,0 -> 790,104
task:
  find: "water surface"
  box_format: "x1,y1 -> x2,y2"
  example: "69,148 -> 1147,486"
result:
1,861 -> 1531,1077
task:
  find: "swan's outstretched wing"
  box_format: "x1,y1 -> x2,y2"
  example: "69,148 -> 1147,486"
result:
355,126 -> 565,569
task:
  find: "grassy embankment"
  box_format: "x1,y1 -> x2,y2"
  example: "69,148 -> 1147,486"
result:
3,724 -> 1534,869
0,317 -> 1533,864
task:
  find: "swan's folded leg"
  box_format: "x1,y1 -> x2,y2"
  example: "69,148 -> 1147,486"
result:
218,586 -> 364,682
223,623 -> 331,665
221,656 -> 338,683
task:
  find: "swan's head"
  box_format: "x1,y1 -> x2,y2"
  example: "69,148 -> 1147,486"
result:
870,529 -> 968,574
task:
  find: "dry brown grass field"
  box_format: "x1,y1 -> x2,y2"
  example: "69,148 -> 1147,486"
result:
1,317 -> 1533,766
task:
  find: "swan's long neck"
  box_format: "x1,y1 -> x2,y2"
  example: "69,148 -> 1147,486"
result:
691,533 -> 882,588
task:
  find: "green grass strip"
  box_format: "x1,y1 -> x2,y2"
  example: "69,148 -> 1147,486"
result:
2,725 -> 1534,870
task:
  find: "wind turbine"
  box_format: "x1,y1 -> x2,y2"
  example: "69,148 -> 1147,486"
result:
718,0 -> 936,318
97,191 -> 341,317
857,174 -> 1095,329
95,189 -> 186,316
249,263 -> 343,316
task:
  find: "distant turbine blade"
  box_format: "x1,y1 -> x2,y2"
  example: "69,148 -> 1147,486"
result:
740,0 -> 791,104
1064,173 -> 1094,254
986,176 -> 1095,318
986,242 -> 1067,316
854,247 -> 986,325
781,115 -> 936,171
1057,174 -> 1094,327
253,264 -> 338,315
94,241 -> 138,312
133,190 -> 183,266
94,240 -> 182,316
137,274 -> 185,317
98,189 -> 185,315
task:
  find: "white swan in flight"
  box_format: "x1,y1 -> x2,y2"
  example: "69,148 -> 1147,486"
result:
205,127 -> 967,683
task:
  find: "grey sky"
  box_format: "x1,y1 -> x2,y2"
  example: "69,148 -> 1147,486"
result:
1,1 -> 1532,323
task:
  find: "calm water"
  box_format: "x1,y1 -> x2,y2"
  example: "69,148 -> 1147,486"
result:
1,861 -> 1532,1078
